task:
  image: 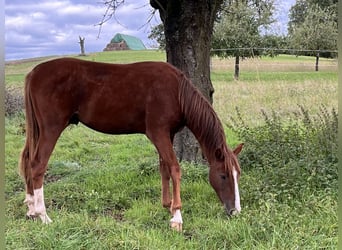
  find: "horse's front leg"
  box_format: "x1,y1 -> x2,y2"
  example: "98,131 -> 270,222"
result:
147,131 -> 183,231
160,159 -> 183,231
169,163 -> 183,231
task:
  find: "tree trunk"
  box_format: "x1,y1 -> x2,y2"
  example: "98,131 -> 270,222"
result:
79,36 -> 86,56
150,0 -> 223,162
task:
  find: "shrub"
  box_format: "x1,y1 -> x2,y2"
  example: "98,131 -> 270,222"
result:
227,105 -> 338,192
5,87 -> 24,117
228,105 -> 337,168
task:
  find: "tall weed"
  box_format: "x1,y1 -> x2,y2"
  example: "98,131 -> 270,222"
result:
227,105 -> 338,193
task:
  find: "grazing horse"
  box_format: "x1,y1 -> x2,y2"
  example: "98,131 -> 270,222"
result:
19,58 -> 243,231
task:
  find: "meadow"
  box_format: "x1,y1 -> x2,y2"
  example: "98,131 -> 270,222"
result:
5,50 -> 337,249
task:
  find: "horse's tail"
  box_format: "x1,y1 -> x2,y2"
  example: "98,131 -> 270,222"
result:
19,72 -> 38,194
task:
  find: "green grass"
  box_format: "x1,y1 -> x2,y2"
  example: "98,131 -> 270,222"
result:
211,70 -> 337,82
5,51 -> 337,249
5,50 -> 166,88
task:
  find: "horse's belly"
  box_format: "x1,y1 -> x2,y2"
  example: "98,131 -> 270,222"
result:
78,108 -> 146,135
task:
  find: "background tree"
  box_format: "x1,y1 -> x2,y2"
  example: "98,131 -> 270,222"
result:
287,0 -> 307,34
288,0 -> 337,30
288,0 -> 337,47
288,3 -> 337,70
212,0 -> 275,79
78,36 -> 86,56
260,34 -> 289,57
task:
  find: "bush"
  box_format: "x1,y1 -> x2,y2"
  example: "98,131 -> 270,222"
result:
5,87 -> 24,117
228,105 -> 337,168
227,105 -> 338,192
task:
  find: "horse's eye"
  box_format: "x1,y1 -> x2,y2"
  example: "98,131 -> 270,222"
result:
220,175 -> 226,180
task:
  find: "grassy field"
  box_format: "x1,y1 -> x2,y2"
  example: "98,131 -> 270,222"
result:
5,51 -> 337,249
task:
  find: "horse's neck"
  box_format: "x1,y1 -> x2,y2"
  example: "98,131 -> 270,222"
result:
185,109 -> 225,164
179,77 -> 226,163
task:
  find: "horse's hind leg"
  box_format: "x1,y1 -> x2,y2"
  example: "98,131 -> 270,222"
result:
25,130 -> 61,223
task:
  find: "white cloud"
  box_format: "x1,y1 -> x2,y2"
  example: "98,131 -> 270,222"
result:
57,4 -> 92,16
5,0 -> 161,60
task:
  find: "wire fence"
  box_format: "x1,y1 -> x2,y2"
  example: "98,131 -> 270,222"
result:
210,48 -> 338,73
211,48 -> 338,54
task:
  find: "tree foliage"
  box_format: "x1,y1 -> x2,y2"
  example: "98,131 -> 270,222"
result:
213,2 -> 261,55
148,24 -> 165,50
288,0 -> 337,33
212,0 -> 275,79
289,4 -> 337,52
288,0 -> 337,58
213,0 -> 274,55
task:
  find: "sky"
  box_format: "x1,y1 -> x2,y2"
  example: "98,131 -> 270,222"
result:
5,0 -> 160,60
5,0 -> 295,61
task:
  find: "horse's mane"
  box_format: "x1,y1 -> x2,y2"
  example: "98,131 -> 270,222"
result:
178,74 -> 234,171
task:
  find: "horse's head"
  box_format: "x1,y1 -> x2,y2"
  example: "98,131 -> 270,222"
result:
209,143 -> 243,216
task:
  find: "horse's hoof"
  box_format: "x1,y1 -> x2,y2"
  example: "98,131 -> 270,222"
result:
26,215 -> 38,221
170,222 -> 182,232
26,214 -> 52,224
39,214 -> 52,224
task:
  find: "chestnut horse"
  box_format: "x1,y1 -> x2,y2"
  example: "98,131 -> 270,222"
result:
19,58 -> 243,231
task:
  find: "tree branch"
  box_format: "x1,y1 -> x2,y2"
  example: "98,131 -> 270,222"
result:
96,0 -> 160,38
95,0 -> 125,38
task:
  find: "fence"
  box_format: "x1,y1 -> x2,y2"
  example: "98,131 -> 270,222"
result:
210,48 -> 338,73
211,48 -> 338,55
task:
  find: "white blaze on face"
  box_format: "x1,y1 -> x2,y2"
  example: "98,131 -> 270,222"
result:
232,168 -> 241,212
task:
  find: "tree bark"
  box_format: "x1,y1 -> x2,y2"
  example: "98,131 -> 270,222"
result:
150,0 -> 223,162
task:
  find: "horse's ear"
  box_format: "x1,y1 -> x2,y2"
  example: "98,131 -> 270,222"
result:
233,143 -> 244,155
215,148 -> 225,162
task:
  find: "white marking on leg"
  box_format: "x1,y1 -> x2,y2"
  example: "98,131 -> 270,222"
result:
170,209 -> 183,224
170,209 -> 183,231
33,186 -> 52,224
24,193 -> 35,217
232,169 -> 241,213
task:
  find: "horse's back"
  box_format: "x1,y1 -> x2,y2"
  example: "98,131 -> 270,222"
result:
26,58 -> 184,134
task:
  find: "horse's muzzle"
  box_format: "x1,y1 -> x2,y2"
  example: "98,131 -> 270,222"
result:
225,204 -> 240,217
228,209 -> 239,216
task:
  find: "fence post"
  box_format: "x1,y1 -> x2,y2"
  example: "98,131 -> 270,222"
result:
234,55 -> 240,80
315,50 -> 320,71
